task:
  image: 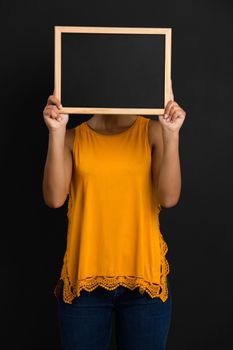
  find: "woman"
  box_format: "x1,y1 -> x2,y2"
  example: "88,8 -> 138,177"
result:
42,80 -> 186,350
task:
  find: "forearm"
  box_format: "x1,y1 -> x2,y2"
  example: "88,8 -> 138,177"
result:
42,128 -> 67,207
158,130 -> 181,207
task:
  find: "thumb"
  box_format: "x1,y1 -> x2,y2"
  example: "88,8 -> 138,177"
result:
170,79 -> 174,101
158,114 -> 167,125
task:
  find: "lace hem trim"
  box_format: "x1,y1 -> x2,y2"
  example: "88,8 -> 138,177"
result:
54,231 -> 169,304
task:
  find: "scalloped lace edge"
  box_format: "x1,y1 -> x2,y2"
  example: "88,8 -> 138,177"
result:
54,231 -> 170,304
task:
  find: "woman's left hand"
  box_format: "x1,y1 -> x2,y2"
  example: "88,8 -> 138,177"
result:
158,80 -> 186,133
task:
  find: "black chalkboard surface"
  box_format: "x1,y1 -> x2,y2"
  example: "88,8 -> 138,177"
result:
54,26 -> 172,115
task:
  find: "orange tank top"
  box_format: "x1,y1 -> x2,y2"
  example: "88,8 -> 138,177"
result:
54,115 -> 170,304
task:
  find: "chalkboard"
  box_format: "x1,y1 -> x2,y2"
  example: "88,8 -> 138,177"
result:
54,26 -> 172,115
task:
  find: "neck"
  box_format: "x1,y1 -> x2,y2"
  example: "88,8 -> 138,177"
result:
93,114 -> 138,128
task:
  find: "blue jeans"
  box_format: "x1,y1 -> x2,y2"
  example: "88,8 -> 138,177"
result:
56,278 -> 172,350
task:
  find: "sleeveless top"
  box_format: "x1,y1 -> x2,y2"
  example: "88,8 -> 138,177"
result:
54,115 -> 170,304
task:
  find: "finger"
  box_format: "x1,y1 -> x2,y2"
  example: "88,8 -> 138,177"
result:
48,95 -> 62,108
164,101 -> 178,117
44,105 -> 60,116
169,106 -> 180,121
169,104 -> 180,116
170,86 -> 174,101
50,109 -> 60,119
164,100 -> 173,116
170,109 -> 183,122
44,105 -> 60,118
46,105 -> 60,113
47,94 -> 62,109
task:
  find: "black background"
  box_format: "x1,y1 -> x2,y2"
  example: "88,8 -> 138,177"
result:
1,0 -> 232,349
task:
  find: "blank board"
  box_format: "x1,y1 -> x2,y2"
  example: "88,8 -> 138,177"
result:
54,26 -> 172,115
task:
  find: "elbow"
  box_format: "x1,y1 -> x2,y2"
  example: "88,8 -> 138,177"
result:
161,200 -> 178,208
160,195 -> 180,208
45,201 -> 64,209
42,191 -> 67,209
43,198 -> 65,209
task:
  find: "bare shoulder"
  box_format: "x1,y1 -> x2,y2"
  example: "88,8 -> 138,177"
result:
65,128 -> 76,153
148,118 -> 163,150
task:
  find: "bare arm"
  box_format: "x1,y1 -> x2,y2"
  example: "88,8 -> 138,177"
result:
151,121 -> 181,208
42,128 -> 73,208
42,94 -> 73,208
150,80 -> 186,208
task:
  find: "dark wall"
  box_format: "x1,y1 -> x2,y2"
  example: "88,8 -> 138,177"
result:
1,0 -> 232,349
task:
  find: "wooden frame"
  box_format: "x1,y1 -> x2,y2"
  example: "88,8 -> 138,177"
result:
54,26 -> 172,115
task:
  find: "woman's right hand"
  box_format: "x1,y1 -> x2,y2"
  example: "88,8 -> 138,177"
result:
43,93 -> 69,132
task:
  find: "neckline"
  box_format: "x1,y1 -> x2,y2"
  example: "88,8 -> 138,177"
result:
84,116 -> 141,137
